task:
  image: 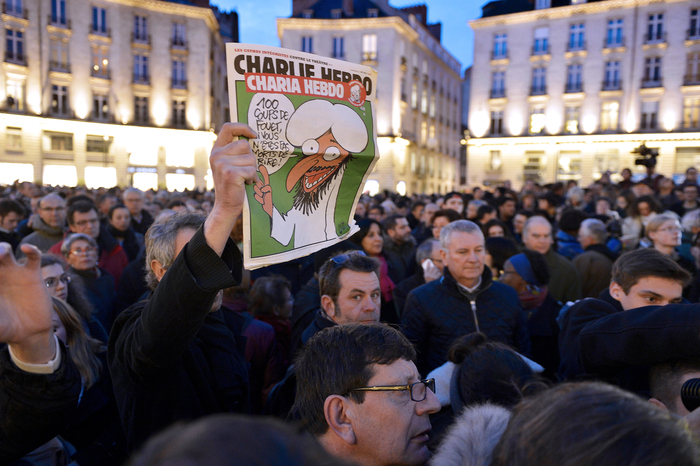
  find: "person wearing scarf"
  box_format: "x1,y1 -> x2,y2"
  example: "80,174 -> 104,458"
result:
499,250 -> 562,380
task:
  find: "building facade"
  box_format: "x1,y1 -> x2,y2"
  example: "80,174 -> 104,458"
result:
0,0 -> 237,190
468,0 -> 700,189
278,0 -> 462,196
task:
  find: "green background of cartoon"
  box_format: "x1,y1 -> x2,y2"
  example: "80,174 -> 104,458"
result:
237,81 -> 375,258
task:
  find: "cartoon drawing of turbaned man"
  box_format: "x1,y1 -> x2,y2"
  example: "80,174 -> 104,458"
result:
254,99 -> 368,248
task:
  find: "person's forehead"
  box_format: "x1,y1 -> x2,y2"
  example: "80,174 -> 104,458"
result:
630,277 -> 683,297
368,359 -> 419,385
448,231 -> 484,248
42,263 -> 64,277
527,222 -> 551,235
42,196 -> 64,207
338,269 -> 379,292
74,209 -> 98,218
70,239 -> 91,249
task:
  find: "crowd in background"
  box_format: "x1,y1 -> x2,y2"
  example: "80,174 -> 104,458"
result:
3,158 -> 700,466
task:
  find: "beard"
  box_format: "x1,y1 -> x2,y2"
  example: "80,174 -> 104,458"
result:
291,155 -> 353,216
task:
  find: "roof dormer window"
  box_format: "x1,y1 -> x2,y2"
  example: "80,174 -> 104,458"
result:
302,9 -> 313,19
367,8 -> 378,18
331,9 -> 342,19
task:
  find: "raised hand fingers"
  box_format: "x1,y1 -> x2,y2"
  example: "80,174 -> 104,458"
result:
213,123 -> 258,149
20,244 -> 41,270
0,243 -> 13,266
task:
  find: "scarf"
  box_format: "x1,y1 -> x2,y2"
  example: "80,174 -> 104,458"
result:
377,255 -> 395,303
519,285 -> 548,311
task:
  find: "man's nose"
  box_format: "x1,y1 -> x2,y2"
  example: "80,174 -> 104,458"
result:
416,386 -> 441,415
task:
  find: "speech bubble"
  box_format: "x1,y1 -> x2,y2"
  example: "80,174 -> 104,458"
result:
248,93 -> 296,174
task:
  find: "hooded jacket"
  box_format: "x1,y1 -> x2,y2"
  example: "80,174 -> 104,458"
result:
430,404 -> 511,466
402,266 -> 530,376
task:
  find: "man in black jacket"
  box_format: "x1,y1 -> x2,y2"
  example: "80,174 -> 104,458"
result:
402,220 -> 530,376
559,248 -> 691,383
108,123 -> 256,452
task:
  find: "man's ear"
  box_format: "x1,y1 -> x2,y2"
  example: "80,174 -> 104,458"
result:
150,259 -> 167,283
649,398 -> 669,411
609,282 -> 624,301
321,295 -> 335,319
323,395 -> 357,445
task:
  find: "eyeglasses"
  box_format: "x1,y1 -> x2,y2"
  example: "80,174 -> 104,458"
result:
70,246 -> 97,256
40,207 -> 66,213
429,257 -> 443,265
44,273 -> 71,288
350,378 -> 436,402
74,218 -> 100,227
657,226 -> 682,233
330,251 -> 366,267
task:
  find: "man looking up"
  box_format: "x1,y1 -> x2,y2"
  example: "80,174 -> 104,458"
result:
17,193 -> 66,254
402,220 -> 530,376
293,324 -> 441,466
522,216 -> 582,303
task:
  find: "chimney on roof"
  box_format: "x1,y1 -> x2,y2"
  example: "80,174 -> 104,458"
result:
292,0 -> 318,16
343,0 -> 354,16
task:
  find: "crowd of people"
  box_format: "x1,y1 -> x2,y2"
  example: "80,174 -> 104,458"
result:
2,124 -> 700,465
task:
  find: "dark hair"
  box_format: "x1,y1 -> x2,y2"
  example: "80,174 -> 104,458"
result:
318,250 -> 380,304
485,237 -> 519,274
369,204 -> 385,215
411,201 -> 426,212
431,208 -> 462,225
293,323 -> 416,435
166,199 -> 187,209
350,218 -> 383,250
514,210 -> 534,219
538,192 -> 559,208
66,194 -> 95,207
248,276 -> 291,317
649,358 -> 700,414
476,205 -> 496,222
632,195 -> 663,217
521,249 -> 549,286
130,414 -> 351,466
0,199 -> 24,218
108,203 -> 130,220
611,249 -> 691,294
491,382 -> 700,466
382,213 -> 406,232
482,218 -> 512,239
497,197 -> 516,208
448,333 -> 544,412
67,201 -> 98,225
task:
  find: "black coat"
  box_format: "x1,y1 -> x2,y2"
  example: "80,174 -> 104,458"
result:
108,226 -> 249,452
0,343 -> 81,463
402,267 -> 530,376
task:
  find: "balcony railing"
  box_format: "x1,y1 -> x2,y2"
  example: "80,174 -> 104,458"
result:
565,82 -> 583,93
133,73 -> 150,85
491,51 -> 508,60
530,86 -> 547,96
131,32 -> 151,45
2,2 -> 28,19
684,74 -> 700,86
47,14 -> 71,29
688,29 -> 700,40
171,78 -> 187,89
601,80 -> 622,91
90,26 -> 111,37
641,77 -> 663,88
603,37 -> 625,48
362,51 -> 377,61
49,61 -> 71,73
91,67 -> 110,79
643,31 -> 666,44
531,44 -> 550,55
170,37 -> 187,50
4,50 -> 26,66
490,88 -> 505,99
567,41 -> 586,52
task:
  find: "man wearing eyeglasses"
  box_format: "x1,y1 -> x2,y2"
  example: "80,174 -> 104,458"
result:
48,201 -> 128,287
17,194 -> 66,255
294,324 -> 441,466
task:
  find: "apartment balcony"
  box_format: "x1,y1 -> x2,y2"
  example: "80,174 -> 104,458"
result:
688,29 -> 700,40
566,41 -> 586,52
490,88 -> 506,99
49,108 -> 75,119
133,74 -> 150,85
90,26 -> 111,38
603,37 -> 625,48
530,86 -> 547,96
643,31 -> 666,44
2,2 -> 27,19
684,74 -> 700,86
601,80 -> 622,91
362,51 -> 377,62
49,61 -> 71,73
565,82 -> 583,93
4,50 -> 26,66
47,14 -> 71,29
491,51 -> 508,60
131,33 -> 151,45
170,38 -> 188,51
91,67 -> 110,80
641,77 -> 663,88
171,78 -> 187,89
531,44 -> 550,56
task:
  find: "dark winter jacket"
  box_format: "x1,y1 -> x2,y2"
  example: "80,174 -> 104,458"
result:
544,249 -> 582,303
70,267 -> 116,333
289,277 -> 320,359
0,342 -> 81,464
383,235 -> 417,284
402,267 -> 530,376
108,226 -> 249,453
130,209 -> 154,236
393,267 -> 426,318
301,310 -> 336,347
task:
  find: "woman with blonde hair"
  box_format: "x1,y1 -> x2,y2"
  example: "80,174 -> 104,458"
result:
646,212 -> 696,275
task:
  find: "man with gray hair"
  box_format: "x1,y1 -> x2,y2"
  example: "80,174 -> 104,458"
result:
123,187 -> 154,235
402,220 -> 530,376
108,123 -> 256,453
573,218 -> 618,298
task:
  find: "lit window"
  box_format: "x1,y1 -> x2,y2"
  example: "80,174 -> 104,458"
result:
684,97 -> 700,129
6,126 -> 22,151
51,85 -> 69,116
529,108 -> 545,135
565,106 -> 580,134
362,34 -> 377,61
601,101 -> 619,131
172,100 -> 186,128
640,101 -> 659,130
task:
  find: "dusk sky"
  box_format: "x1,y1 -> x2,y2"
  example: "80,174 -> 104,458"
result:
211,0 -> 485,72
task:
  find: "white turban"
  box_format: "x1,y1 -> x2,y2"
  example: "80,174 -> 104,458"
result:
286,100 -> 368,154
